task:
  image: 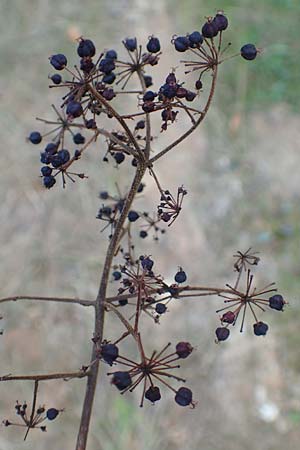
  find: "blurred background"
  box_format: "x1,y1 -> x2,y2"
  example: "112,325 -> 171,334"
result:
1,0 -> 300,449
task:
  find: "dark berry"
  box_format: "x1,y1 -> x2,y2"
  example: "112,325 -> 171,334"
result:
144,75 -> 153,88
45,142 -> 58,155
174,269 -> 187,284
40,152 -> 52,164
74,149 -> 81,159
80,58 -> 94,73
188,31 -> 203,47
140,256 -> 154,271
142,101 -> 155,113
174,36 -> 189,52
215,327 -> 230,341
176,86 -> 187,98
137,182 -> 145,192
106,49 -> 118,60
86,119 -> 97,129
112,371 -> 132,390
253,321 -> 269,336
66,101 -> 83,118
99,58 -> 115,74
195,80 -> 203,90
123,37 -> 137,52
269,294 -> 285,311
160,83 -> 177,99
119,298 -> 128,306
128,211 -> 139,222
29,131 -> 42,144
46,408 -> 59,420
51,149 -> 70,168
112,270 -> 122,280
185,90 -> 197,102
50,54 -> 67,70
114,152 -> 125,164
140,230 -> 148,239
213,13 -> 228,31
143,91 -> 157,102
176,341 -> 193,358
73,133 -> 85,145
241,44 -> 257,61
155,303 -> 167,314
102,88 -> 115,101
43,175 -> 56,189
147,36 -> 161,53
202,20 -> 218,38
50,73 -> 62,85
100,191 -> 109,200
77,39 -> 96,58
101,343 -> 119,365
103,72 -> 116,84
166,73 -> 177,84
145,386 -> 161,403
175,387 -> 193,406
136,120 -> 145,130
41,166 -> 52,176
221,311 -> 235,324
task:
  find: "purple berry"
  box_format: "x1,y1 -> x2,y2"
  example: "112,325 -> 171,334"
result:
50,54 -> 67,70
175,387 -> 193,407
241,44 -> 257,61
215,327 -> 230,341
269,294 -> 285,311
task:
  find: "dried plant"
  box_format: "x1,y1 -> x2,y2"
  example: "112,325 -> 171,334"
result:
0,11 -> 287,450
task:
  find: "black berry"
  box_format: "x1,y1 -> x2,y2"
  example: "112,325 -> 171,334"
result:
29,131 -> 42,144
176,341 -> 193,358
175,387 -> 193,406
155,303 -> 167,314
77,39 -> 96,58
174,269 -> 187,284
145,386 -> 161,403
50,54 -> 67,70
46,408 -> 59,421
215,327 -> 230,341
269,294 -> 285,311
101,343 -> 119,365
112,371 -> 132,390
147,36 -> 161,53
241,44 -> 257,61
253,321 -> 268,336
50,74 -> 62,85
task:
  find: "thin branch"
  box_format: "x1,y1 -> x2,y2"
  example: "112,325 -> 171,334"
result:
0,296 -> 95,307
0,370 -> 90,382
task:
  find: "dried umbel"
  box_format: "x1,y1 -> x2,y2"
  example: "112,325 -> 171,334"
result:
0,9 -> 283,450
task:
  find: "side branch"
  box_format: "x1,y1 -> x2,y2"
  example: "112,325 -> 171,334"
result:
0,296 -> 95,307
0,370 -> 90,382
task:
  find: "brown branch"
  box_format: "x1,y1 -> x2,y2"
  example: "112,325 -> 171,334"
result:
0,370 -> 90,382
149,66 -> 218,164
0,296 -> 95,307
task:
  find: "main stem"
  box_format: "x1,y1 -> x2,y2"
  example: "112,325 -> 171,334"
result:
75,163 -> 146,450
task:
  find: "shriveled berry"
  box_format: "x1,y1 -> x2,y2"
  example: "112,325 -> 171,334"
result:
142,101 -> 155,113
175,387 -> 193,406
29,131 -> 42,144
241,44 -> 257,61
50,74 -> 62,85
253,321 -> 268,336
213,13 -> 228,31
144,75 -> 153,87
114,152 -> 125,164
106,49 -> 118,60
112,371 -> 132,390
176,341 -> 193,358
221,311 -> 235,324
77,38 -> 96,58
102,88 -> 115,101
195,80 -> 203,90
145,386 -> 161,403
216,327 -> 230,341
43,175 -> 56,189
119,298 -> 128,306
176,86 -> 188,98
140,230 -> 148,238
155,303 -> 167,314
80,58 -> 94,73
174,269 -> 187,284
147,36 -> 161,53
136,120 -> 145,130
202,20 -> 218,38
46,408 -> 59,420
101,343 -> 119,365
269,294 -> 285,311
140,256 -> 154,271
86,119 -> 97,129
73,133 -> 85,145
50,54 -> 67,70
123,37 -> 137,52
66,101 -> 83,118
174,36 -> 189,52
185,91 -> 197,102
